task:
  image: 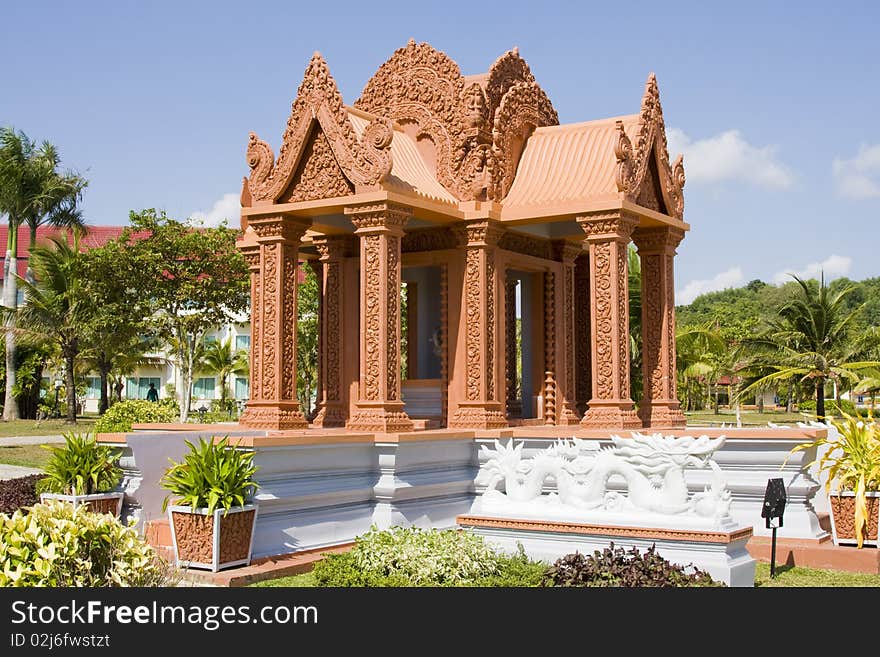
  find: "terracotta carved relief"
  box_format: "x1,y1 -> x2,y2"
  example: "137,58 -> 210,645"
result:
355,40 -> 557,202
261,243 -> 278,401
552,241 -> 582,425
279,128 -> 354,203
464,247 -> 482,401
616,246 -> 630,399
402,227 -> 458,253
498,231 -> 553,260
247,52 -> 392,202
362,234 -> 381,401
440,263 -> 449,426
592,242 -> 614,400
386,235 -> 400,402
281,246 -> 299,401
574,254 -> 591,416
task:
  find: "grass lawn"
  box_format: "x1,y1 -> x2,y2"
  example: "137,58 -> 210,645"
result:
0,417 -> 97,438
0,443 -> 53,469
686,409 -> 817,427
249,562 -> 880,587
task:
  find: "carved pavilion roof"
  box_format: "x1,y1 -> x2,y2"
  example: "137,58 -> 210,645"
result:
243,42 -> 685,223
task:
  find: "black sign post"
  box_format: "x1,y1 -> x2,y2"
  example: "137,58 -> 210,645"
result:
761,478 -> 787,578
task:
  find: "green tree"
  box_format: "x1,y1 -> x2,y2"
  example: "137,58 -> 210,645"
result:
675,323 -> 726,411
736,275 -> 880,420
0,128 -> 86,420
80,239 -> 156,414
119,210 -> 248,422
199,337 -> 248,411
7,232 -> 91,423
297,264 -> 319,416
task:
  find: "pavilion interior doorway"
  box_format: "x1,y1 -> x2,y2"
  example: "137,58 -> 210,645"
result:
400,265 -> 443,424
506,269 -> 545,421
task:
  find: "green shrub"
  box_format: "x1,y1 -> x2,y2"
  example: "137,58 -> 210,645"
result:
161,436 -> 258,514
36,432 -> 122,495
313,526 -> 544,587
0,500 -> 171,587
541,543 -> 723,587
94,399 -> 178,433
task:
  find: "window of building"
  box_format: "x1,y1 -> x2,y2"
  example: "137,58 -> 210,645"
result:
234,377 -> 249,400
192,377 -> 216,399
86,377 -> 101,399
235,335 -> 250,351
126,377 -> 161,400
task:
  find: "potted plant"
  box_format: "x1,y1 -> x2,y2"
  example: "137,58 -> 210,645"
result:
161,436 -> 259,572
37,432 -> 124,516
790,413 -> 880,548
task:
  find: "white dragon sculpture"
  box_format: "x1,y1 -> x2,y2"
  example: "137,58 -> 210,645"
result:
479,433 -> 732,520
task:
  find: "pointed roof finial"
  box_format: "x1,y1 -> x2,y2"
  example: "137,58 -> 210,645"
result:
512,46 -> 519,55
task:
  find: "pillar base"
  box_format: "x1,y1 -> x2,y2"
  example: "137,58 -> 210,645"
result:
638,402 -> 687,429
311,404 -> 347,428
347,406 -> 414,433
557,402 -> 581,426
449,405 -> 508,430
580,401 -> 642,429
240,402 -> 308,430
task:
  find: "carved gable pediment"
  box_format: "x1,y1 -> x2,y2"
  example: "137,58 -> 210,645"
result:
279,124 -> 354,203
615,74 -> 685,219
246,53 -> 393,203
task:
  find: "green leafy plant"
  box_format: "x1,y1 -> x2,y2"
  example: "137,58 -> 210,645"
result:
312,526 -> 544,587
93,399 -> 178,433
540,543 -> 722,587
789,412 -> 880,548
36,432 -> 122,496
160,436 -> 258,514
0,499 -> 171,586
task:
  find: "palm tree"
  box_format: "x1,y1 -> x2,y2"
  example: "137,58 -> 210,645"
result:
6,232 -> 91,423
736,275 -> 880,420
80,334 -> 164,414
676,323 -> 726,412
198,337 -> 248,413
0,128 -> 86,420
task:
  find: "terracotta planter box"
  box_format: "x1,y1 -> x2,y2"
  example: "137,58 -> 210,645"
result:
829,491 -> 880,547
167,504 -> 257,572
40,492 -> 124,517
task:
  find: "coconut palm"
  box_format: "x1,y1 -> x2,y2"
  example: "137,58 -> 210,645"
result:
6,232 -> 91,423
735,275 -> 880,420
198,337 -> 248,412
0,128 -> 86,420
675,323 -> 726,411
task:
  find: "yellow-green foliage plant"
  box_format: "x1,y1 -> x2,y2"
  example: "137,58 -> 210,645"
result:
36,432 -> 122,495
0,500 -> 170,587
790,413 -> 880,548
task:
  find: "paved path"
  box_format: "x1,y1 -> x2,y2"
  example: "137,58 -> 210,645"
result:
0,434 -> 65,446
0,464 -> 43,480
0,435 -> 64,480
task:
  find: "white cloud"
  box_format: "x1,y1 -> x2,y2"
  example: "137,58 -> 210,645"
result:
189,192 -> 240,227
771,254 -> 852,285
667,128 -> 795,189
676,267 -> 744,305
832,144 -> 880,199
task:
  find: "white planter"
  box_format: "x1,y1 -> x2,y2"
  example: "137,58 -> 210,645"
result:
828,490 -> 880,547
167,504 -> 258,572
40,492 -> 124,517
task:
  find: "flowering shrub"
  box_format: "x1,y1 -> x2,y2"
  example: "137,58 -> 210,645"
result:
313,526 -> 542,586
0,500 -> 170,587
94,399 -> 178,433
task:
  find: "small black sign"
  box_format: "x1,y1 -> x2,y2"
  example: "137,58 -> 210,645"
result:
761,478 -> 787,528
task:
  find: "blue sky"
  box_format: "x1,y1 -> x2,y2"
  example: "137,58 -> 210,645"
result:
4,1 -> 879,302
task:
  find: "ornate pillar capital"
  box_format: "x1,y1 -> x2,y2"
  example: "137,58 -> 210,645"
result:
552,239 -> 586,264
454,219 -> 505,249
345,202 -> 411,236
576,210 -> 639,243
248,215 -> 310,243
632,226 -> 685,255
312,235 -> 353,261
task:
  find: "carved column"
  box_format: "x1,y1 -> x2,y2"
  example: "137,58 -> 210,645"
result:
310,237 -> 348,427
553,241 -> 584,425
440,263 -> 449,427
239,216 -> 310,429
449,220 -> 508,429
504,275 -> 522,419
543,271 -> 557,425
577,211 -> 641,429
574,253 -> 591,417
345,203 -> 413,433
633,226 -> 687,428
